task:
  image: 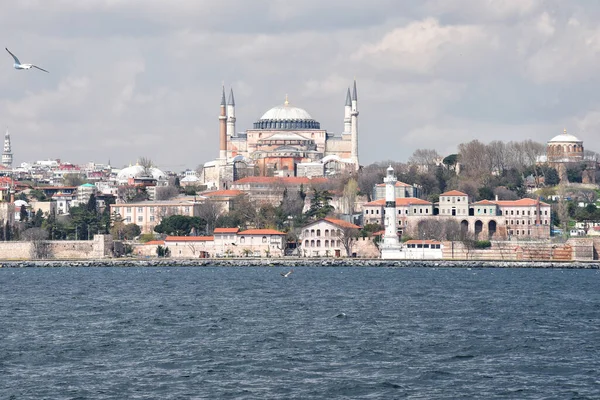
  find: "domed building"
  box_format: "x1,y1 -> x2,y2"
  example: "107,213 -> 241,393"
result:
544,129 -> 595,183
201,81 -> 360,189
116,164 -> 166,185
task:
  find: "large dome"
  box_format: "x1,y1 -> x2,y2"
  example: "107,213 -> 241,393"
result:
549,129 -> 582,143
254,98 -> 320,130
116,164 -> 165,183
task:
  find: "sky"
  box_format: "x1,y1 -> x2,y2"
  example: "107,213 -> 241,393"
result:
2,0 -> 600,172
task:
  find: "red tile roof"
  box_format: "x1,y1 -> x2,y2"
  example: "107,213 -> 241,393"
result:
238,229 -> 286,235
232,176 -> 329,185
323,217 -> 360,229
494,198 -> 550,207
214,227 -> 240,234
165,236 -> 214,242
472,200 -> 497,205
202,189 -> 244,197
364,197 -> 432,206
404,239 -> 442,245
375,181 -> 412,187
144,240 -> 165,246
440,190 -> 468,196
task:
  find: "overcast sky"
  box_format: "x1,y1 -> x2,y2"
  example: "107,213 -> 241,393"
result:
2,0 -> 600,171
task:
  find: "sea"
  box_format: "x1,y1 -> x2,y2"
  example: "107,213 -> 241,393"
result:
1,266 -> 600,399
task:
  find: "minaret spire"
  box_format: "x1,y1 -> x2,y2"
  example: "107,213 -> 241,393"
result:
219,86 -> 227,161
226,87 -> 236,138
350,79 -> 359,170
343,88 -> 352,134
2,128 -> 13,169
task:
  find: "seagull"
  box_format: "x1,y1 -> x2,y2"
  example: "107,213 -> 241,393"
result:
5,48 -> 49,73
280,269 -> 293,278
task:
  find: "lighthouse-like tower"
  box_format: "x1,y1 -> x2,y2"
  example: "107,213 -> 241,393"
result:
2,129 -> 13,168
381,165 -> 403,259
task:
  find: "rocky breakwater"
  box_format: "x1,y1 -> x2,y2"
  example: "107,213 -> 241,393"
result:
1,258 -> 600,269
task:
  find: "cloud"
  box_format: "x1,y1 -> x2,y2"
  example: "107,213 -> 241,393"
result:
1,1 -> 600,169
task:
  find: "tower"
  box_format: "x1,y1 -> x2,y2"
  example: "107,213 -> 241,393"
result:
2,129 -> 13,169
219,86 -> 227,162
227,88 -> 236,138
350,79 -> 359,170
343,88 -> 352,134
380,165 -> 402,259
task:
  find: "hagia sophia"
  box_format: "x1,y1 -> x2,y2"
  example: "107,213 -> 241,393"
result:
200,81 -> 360,189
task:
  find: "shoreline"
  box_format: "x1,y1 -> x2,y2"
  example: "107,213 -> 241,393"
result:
1,258 -> 600,269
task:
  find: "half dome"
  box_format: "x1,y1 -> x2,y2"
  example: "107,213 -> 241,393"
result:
116,164 -> 165,183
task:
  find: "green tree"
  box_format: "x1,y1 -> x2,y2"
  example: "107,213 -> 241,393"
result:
19,204 -> 28,223
153,215 -> 204,236
305,188 -> 334,221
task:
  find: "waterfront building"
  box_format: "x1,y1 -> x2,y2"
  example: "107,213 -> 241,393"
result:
299,217 -> 363,257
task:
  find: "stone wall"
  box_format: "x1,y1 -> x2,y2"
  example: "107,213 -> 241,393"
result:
0,235 -> 114,260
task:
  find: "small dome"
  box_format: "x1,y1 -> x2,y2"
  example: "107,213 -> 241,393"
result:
116,164 -> 165,183
549,129 -> 582,143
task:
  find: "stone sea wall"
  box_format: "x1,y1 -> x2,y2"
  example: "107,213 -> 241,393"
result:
1,258 -> 599,269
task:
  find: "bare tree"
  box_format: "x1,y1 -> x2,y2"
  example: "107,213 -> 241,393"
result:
408,149 -> 441,168
138,157 -> 154,175
339,225 -> 360,257
198,200 -> 221,234
22,228 -> 52,259
488,140 -> 508,176
458,140 -> 492,184
340,178 -> 358,215
155,186 -> 180,201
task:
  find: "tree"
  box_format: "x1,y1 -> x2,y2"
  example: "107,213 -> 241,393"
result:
442,154 -> 459,171
305,188 -> 334,220
544,167 -> 559,186
29,189 -> 47,201
22,228 -> 51,259
197,200 -> 221,234
408,149 -> 441,168
340,178 -> 358,215
121,223 -> 141,240
63,173 -> 86,187
155,186 -> 179,201
339,224 -> 360,257
154,215 -> 203,236
19,204 -> 28,222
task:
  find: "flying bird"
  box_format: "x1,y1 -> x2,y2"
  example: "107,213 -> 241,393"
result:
280,270 -> 293,278
5,48 -> 49,73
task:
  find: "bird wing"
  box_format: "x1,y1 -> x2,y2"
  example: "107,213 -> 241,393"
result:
32,65 -> 49,73
5,48 -> 20,64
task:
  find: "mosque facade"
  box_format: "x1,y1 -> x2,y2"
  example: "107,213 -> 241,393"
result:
201,81 -> 360,189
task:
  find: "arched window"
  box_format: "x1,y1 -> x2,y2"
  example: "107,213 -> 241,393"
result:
317,229 -> 321,236
311,229 -> 315,237
240,237 -> 245,243
305,240 -> 309,247
262,236 -> 267,243
325,240 -> 329,247
310,240 -> 315,247
317,240 -> 321,247
325,229 -> 329,236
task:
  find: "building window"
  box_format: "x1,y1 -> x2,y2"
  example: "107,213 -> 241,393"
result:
317,240 -> 321,247
305,240 -> 309,247
317,229 -> 321,236
325,229 -> 329,236
137,207 -> 143,213
150,216 -> 155,222
305,229 -> 309,237
262,236 -> 267,243
310,240 -> 315,247
150,207 -> 154,213
126,207 -> 132,213
311,229 -> 315,236
126,216 -> 131,222
240,237 -> 245,243
137,216 -> 143,222
325,240 -> 329,247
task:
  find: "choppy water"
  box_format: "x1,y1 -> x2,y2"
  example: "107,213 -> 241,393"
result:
1,266 -> 600,399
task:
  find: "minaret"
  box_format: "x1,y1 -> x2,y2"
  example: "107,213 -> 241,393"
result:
343,88 -> 352,134
226,88 -> 236,138
2,129 -> 13,169
219,86 -> 227,162
380,165 -> 402,259
350,79 -> 359,169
